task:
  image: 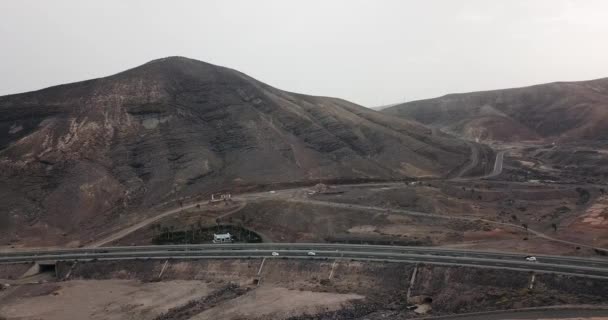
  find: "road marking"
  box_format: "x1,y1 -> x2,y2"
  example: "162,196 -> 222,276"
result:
257,257 -> 266,276
529,273 -> 536,290
328,260 -> 337,279
63,261 -> 78,280
406,264 -> 418,301
158,259 -> 170,279
4,245 -> 608,280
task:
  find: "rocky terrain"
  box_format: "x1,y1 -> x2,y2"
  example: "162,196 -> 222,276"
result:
1,259 -> 607,319
110,181 -> 604,255
383,77 -> 608,143
0,57 -> 479,246
2,57 -> 606,319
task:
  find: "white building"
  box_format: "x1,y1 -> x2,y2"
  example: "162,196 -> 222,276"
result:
210,193 -> 231,203
213,233 -> 233,243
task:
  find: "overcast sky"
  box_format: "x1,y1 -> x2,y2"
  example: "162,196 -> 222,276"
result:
1,0 -> 608,107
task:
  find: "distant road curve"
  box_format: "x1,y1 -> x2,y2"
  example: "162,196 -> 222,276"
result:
454,142 -> 481,178
455,147 -> 506,180
484,150 -> 506,179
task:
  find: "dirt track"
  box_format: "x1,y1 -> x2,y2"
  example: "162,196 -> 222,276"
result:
78,143 -> 608,254
88,201 -> 247,247
455,142 -> 481,178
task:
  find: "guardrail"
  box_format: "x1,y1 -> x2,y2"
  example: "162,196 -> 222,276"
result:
2,243 -> 607,266
2,244 -> 608,279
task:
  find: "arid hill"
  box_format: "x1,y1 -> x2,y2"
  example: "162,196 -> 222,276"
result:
383,78 -> 608,142
0,57 -> 474,245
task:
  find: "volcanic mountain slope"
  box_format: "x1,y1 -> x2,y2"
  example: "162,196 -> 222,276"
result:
0,57 -> 474,245
383,78 -> 608,142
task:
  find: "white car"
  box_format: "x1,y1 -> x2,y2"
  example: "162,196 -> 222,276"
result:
269,190 -> 276,194
525,256 -> 537,262
307,251 -> 316,256
272,251 -> 279,256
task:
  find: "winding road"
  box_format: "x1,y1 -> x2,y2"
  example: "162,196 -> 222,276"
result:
456,144 -> 506,180
85,147 -> 608,254
4,145 -> 605,283
85,144 -> 509,248
454,142 -> 481,178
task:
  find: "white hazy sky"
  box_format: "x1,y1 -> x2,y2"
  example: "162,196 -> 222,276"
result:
1,0 -> 608,107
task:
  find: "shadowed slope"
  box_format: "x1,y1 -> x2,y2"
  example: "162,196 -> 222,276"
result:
0,56 -> 472,245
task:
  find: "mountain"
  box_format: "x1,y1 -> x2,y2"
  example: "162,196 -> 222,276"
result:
370,103 -> 400,111
383,78 -> 608,142
0,56 -> 474,246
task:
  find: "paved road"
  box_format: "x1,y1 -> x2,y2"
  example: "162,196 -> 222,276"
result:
426,307 -> 608,319
2,244 -> 607,279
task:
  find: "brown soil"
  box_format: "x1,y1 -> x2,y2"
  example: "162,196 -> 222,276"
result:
3,259 -> 607,319
0,57 -> 475,248
107,178 -> 600,254
0,280 -> 213,320
191,286 -> 363,319
0,263 -> 33,280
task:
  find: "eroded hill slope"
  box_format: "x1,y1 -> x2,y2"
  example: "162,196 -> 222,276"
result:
384,78 -> 608,142
0,57 -> 473,245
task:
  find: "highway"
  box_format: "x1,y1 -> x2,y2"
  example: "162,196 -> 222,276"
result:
3,144 -> 602,283
424,307 -> 608,320
2,244 -> 607,279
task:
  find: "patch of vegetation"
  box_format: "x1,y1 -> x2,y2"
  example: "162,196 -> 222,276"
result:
575,187 -> 591,205
594,248 -> 607,256
152,224 -> 262,245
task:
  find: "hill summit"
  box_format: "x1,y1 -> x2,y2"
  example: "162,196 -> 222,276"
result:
0,57 -> 474,245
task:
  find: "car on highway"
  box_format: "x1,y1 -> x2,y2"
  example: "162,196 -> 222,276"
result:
525,256 -> 537,262
307,251 -> 316,256
272,251 -> 279,256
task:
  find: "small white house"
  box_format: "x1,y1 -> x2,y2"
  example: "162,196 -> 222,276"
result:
210,193 -> 232,203
213,233 -> 233,243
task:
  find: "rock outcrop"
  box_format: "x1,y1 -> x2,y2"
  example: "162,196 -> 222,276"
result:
0,56 -> 472,245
